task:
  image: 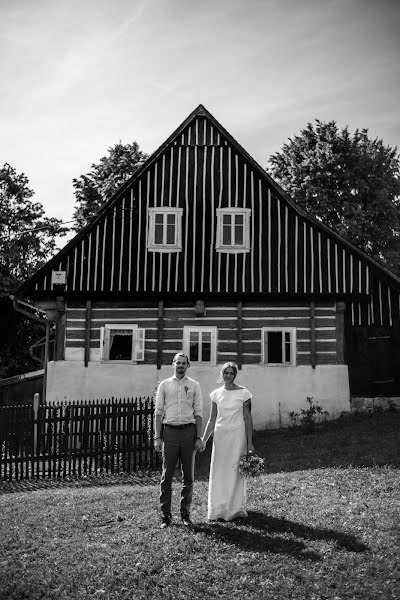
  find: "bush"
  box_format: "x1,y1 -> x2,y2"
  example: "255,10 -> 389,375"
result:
289,396 -> 329,433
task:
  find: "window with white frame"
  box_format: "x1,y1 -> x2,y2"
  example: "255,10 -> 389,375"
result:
100,324 -> 145,362
183,326 -> 217,365
262,328 -> 296,366
147,207 -> 183,252
216,208 -> 251,253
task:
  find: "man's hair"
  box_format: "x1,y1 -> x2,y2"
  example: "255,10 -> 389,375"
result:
172,352 -> 190,367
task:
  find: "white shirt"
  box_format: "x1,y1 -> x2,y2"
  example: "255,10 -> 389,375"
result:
155,375 -> 203,425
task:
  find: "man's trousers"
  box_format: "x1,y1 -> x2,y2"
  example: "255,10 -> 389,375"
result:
160,423 -> 196,519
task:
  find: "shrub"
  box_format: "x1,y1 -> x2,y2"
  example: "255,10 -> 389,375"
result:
289,396 -> 329,433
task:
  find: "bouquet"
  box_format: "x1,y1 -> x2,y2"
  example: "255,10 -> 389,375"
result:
238,452 -> 265,477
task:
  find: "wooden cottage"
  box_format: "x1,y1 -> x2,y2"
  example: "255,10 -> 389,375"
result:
16,105 -> 400,428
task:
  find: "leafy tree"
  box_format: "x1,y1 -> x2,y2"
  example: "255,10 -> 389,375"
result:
268,120 -> 400,275
0,163 -> 67,377
72,142 -> 148,229
0,163 -> 68,296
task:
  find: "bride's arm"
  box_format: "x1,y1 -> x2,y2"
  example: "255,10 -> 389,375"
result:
243,399 -> 255,453
201,402 -> 218,445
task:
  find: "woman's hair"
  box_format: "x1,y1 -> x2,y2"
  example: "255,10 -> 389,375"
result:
217,362 -> 238,383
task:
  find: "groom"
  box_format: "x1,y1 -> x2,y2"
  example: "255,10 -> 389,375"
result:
154,353 -> 204,528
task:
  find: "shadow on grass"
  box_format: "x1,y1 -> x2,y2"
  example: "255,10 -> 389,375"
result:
192,510 -> 369,561
0,472 -> 160,495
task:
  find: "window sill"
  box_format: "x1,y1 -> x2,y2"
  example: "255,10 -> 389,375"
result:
261,363 -> 295,367
101,360 -> 139,365
147,246 -> 182,253
215,247 -> 250,254
189,362 -> 217,367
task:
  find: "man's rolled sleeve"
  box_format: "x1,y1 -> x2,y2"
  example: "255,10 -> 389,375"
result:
154,381 -> 166,416
193,381 -> 203,419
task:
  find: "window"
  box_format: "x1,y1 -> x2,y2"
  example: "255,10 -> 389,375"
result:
262,328 -> 296,366
183,326 -> 217,365
100,324 -> 145,362
147,207 -> 183,252
216,208 -> 251,253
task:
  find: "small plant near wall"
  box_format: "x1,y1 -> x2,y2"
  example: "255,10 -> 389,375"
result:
289,396 -> 329,433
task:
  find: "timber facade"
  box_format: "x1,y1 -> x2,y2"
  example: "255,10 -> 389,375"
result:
16,105 -> 400,428
64,299 -> 339,367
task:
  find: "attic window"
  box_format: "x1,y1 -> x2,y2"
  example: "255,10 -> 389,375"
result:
147,207 -> 183,252
216,208 -> 251,253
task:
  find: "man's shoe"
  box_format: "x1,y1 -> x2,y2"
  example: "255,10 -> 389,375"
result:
181,516 -> 192,527
160,517 -> 171,529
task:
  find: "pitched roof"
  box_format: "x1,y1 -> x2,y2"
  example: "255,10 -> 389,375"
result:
17,104 -> 400,299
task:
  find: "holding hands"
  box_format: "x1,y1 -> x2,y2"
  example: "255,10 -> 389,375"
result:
195,437 -> 205,452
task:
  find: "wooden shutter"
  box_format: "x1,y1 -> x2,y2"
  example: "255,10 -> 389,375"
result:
133,328 -> 145,361
100,326 -> 110,361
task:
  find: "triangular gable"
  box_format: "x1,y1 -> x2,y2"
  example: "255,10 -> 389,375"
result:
17,105 -> 400,327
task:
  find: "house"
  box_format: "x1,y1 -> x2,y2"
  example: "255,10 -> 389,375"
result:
16,105 -> 400,428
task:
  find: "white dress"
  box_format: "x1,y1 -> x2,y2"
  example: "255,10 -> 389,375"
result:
208,386 -> 252,521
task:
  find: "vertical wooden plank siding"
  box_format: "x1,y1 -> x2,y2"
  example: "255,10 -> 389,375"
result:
31,114 -> 400,329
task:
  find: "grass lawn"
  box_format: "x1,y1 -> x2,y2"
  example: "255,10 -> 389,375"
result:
1,412 -> 399,600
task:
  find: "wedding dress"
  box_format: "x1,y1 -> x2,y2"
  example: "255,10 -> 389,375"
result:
208,386 -> 252,521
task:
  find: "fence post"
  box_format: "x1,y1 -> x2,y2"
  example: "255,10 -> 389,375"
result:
33,393 -> 40,455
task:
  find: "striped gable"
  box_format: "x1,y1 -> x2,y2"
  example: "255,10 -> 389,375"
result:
18,105 -> 400,327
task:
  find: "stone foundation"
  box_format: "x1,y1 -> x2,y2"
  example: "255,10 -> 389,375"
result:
350,396 -> 400,414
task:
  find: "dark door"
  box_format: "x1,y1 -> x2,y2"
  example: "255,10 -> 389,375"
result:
346,321 -> 400,396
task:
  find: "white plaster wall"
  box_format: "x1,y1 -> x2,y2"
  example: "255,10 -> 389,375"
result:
46,361 -> 350,430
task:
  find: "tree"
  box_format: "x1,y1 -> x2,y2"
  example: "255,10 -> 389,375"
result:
72,142 -> 148,229
0,163 -> 68,296
0,163 -> 67,377
267,120 -> 400,275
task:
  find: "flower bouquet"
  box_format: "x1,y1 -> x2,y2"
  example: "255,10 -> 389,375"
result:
238,452 -> 265,477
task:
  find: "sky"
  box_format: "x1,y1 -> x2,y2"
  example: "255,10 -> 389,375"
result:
1,0 -> 399,247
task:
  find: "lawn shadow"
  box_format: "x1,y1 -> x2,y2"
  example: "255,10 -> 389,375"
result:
193,510 -> 368,561
0,472 -> 159,495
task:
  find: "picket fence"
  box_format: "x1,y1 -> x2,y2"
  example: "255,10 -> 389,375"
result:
0,395 -> 161,481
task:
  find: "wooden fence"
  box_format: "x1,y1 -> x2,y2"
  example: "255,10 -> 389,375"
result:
0,396 -> 161,481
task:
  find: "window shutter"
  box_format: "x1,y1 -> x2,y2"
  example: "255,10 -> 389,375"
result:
100,326 -> 111,361
133,328 -> 145,361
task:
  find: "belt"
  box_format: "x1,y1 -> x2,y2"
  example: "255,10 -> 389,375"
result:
163,423 -> 195,430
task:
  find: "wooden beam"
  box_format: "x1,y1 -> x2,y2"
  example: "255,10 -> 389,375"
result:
237,300 -> 243,370
310,301 -> 316,369
13,307 -> 46,325
84,300 -> 92,368
43,320 -> 50,402
55,296 -> 65,361
157,299 -> 164,370
336,301 -> 346,364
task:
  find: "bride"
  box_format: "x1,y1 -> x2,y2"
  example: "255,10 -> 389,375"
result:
201,362 -> 255,521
